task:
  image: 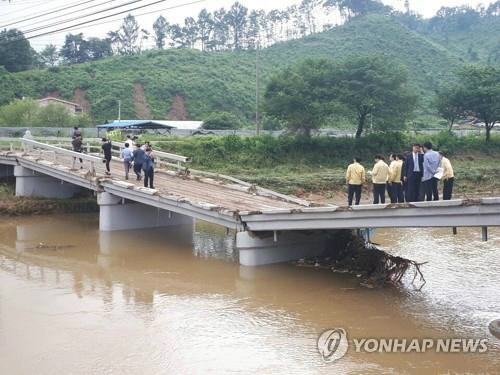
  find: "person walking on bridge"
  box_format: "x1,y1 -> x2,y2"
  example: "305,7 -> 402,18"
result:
72,126 -> 82,140
346,157 -> 365,206
422,142 -> 440,201
121,143 -> 134,180
439,151 -> 455,200
133,144 -> 145,181
371,155 -> 389,204
143,147 -> 155,189
72,135 -> 83,168
101,138 -> 112,176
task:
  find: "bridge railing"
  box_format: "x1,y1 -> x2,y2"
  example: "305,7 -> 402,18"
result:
21,138 -> 102,175
110,141 -> 192,172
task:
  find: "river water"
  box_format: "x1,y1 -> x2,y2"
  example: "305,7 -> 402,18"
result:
0,214 -> 499,374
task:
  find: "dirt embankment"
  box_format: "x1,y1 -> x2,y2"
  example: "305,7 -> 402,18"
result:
168,95 -> 189,120
134,83 -> 152,119
74,88 -> 91,114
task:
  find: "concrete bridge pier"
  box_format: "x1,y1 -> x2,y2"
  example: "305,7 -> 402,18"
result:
236,230 -> 329,266
14,166 -> 82,198
98,192 -> 193,231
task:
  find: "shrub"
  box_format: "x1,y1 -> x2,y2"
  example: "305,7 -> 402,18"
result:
202,112 -> 242,130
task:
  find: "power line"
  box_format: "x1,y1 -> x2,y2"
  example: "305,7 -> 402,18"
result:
18,0 -> 121,31
56,0 -> 206,33
0,0 -> 206,47
0,0 -> 97,29
0,0 -> 58,19
21,0 -> 146,35
22,0 -> 168,39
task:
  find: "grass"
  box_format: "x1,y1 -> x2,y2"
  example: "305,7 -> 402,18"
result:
0,182 -> 98,216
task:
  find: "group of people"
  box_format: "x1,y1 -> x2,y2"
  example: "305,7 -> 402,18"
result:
346,142 -> 455,206
101,135 -> 156,189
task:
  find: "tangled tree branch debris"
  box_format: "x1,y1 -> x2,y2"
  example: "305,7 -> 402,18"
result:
293,230 -> 427,289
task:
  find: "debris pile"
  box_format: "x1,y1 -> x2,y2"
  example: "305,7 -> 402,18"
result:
294,230 -> 427,289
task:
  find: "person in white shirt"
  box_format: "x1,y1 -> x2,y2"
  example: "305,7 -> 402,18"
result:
121,143 -> 134,180
125,135 -> 135,150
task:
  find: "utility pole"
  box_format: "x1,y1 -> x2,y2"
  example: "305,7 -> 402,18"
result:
255,40 -> 260,136
118,100 -> 121,122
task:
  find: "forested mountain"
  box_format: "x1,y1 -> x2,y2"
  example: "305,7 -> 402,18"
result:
1,3 -> 499,127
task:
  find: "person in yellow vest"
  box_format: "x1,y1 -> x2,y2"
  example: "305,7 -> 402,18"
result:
346,157 -> 366,206
387,153 -> 404,203
439,151 -> 455,200
371,155 -> 389,204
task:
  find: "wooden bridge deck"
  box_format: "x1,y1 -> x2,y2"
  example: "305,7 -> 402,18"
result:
3,150 -> 308,214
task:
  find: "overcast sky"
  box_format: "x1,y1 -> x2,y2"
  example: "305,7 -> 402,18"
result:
0,0 -> 496,49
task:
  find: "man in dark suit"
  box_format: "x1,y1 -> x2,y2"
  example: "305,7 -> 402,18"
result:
403,144 -> 424,202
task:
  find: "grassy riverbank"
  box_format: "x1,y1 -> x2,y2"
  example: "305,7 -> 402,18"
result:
0,183 -> 98,216
152,133 -> 500,202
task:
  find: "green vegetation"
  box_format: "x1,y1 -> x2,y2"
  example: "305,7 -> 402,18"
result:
0,99 -> 92,127
264,56 -> 417,137
437,65 -> 500,141
0,183 -> 98,216
202,112 -> 243,130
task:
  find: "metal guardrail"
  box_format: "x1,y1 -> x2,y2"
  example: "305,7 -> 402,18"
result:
21,138 -> 101,174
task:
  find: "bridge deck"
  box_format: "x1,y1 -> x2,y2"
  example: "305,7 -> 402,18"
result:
2,146 -> 500,233
4,150 -> 307,213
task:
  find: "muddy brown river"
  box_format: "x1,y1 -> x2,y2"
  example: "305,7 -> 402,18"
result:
0,214 -> 499,374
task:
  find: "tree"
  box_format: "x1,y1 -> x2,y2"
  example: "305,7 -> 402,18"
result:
0,29 -> 33,72
451,66 -> 500,141
35,103 -> 73,126
435,88 -> 464,133
0,99 -> 39,126
108,14 -> 146,55
40,44 -> 59,67
153,15 -> 169,49
202,112 -> 242,129
225,2 -> 248,50
167,24 -> 185,48
212,8 -> 229,50
182,17 -> 199,49
264,59 -> 337,137
60,33 -> 89,64
197,9 -> 213,51
324,0 -> 388,20
265,56 -> 416,138
334,56 -> 417,138
86,37 -> 113,60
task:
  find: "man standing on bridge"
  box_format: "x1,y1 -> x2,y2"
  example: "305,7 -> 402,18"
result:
143,147 -> 155,189
371,155 -> 389,204
404,144 -> 424,202
346,157 -> 366,206
422,142 -> 440,201
440,151 -> 455,200
388,154 -> 404,203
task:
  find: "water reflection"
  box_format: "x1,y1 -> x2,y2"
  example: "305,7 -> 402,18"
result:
0,214 -> 499,374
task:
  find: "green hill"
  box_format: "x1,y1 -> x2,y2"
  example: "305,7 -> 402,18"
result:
0,14 -> 485,126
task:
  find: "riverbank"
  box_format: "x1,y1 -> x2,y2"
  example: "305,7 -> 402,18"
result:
0,183 -> 98,216
152,133 -> 500,204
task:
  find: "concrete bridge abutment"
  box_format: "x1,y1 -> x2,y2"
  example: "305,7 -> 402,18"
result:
236,230 -> 329,266
98,192 -> 194,231
14,166 -> 83,199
